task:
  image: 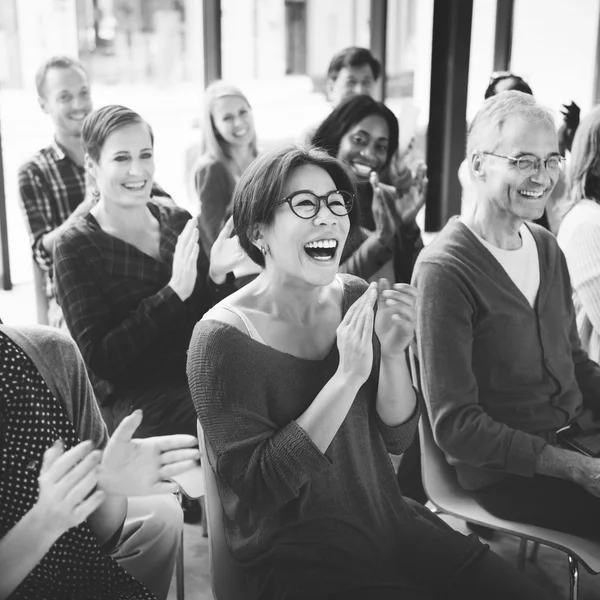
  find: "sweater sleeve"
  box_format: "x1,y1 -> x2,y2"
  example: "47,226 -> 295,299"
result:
195,161 -> 233,254
187,322 -> 332,517
18,164 -> 56,271
3,326 -> 108,450
414,261 -> 547,478
54,227 -> 190,380
375,391 -> 421,454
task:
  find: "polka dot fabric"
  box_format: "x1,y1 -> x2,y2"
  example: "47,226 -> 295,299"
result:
0,331 -> 155,599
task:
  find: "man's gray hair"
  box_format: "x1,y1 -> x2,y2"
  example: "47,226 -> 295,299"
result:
466,91 -> 555,163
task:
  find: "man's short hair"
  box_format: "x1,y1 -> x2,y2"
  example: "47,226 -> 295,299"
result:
35,56 -> 88,99
484,73 -> 533,100
467,91 -> 555,163
327,47 -> 381,82
233,145 -> 360,267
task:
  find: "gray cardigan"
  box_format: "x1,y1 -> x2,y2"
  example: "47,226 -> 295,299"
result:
413,218 -> 600,490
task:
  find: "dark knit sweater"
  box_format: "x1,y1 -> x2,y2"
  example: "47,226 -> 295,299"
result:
187,274 -> 483,599
413,218 -> 600,491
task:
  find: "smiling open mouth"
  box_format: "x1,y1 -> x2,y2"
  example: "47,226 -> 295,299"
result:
304,239 -> 338,261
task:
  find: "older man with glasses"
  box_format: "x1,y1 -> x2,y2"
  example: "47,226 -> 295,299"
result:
413,90 -> 600,540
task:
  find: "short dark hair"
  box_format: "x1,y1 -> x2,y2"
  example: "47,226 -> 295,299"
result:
82,105 -> 154,163
233,145 -> 360,267
327,47 -> 381,82
35,56 -> 88,98
484,73 -> 533,99
311,95 -> 399,171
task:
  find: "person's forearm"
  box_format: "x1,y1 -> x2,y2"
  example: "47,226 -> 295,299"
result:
0,507 -> 60,599
41,221 -> 70,254
296,369 -> 363,453
535,444 -> 590,483
376,354 -> 417,426
87,493 -> 128,548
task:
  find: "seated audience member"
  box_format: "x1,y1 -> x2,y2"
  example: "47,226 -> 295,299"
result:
0,323 -> 200,600
302,46 -> 381,142
187,145 -> 555,599
413,91 -> 600,541
192,81 -> 258,255
558,106 -> 600,363
18,56 -> 170,328
312,95 -> 426,284
54,105 -> 234,439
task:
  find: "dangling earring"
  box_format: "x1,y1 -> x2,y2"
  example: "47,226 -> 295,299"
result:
260,245 -> 267,256
91,182 -> 100,203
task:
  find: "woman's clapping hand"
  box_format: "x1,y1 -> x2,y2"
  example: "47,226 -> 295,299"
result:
169,219 -> 200,301
336,282 -> 378,386
375,278 -> 417,357
32,440 -> 106,542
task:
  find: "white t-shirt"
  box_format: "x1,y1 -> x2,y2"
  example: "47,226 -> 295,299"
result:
466,223 -> 540,308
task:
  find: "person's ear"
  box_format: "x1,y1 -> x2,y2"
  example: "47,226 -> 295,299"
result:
325,77 -> 336,102
251,224 -> 270,257
38,95 -> 49,115
471,152 -> 485,178
84,153 -> 97,181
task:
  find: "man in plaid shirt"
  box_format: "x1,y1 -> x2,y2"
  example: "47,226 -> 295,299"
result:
19,56 -> 95,327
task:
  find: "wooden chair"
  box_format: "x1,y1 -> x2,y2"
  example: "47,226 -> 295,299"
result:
410,349 -> 600,600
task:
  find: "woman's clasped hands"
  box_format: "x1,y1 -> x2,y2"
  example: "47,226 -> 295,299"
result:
336,279 -> 417,387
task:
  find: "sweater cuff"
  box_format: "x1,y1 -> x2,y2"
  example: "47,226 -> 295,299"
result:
271,420 -> 332,482
375,389 -> 421,455
505,429 -> 547,477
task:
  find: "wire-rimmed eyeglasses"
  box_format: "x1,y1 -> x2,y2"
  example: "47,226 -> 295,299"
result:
482,152 -> 565,176
275,190 -> 354,219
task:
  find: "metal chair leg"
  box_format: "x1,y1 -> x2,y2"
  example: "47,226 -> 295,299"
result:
176,490 -> 185,600
528,541 -> 540,564
517,538 -> 527,572
568,555 -> 579,600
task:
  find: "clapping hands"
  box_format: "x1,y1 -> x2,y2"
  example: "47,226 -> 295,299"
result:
98,410 -> 200,497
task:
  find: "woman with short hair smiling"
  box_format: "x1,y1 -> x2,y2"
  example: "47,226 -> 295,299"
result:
187,145 -> 554,599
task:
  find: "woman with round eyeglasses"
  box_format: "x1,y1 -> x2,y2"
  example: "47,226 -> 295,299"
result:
312,94 -> 426,285
187,145 -> 555,599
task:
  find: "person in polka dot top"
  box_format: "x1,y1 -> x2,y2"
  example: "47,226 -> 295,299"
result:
0,323 -> 200,600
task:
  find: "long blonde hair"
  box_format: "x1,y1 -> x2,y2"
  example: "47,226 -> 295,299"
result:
201,80 -> 258,178
567,106 -> 600,212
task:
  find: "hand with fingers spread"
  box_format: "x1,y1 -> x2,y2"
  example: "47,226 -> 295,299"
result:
393,164 -> 427,227
375,278 -> 418,357
209,217 -> 261,284
336,281 -> 379,386
370,172 -> 397,246
168,219 -> 200,301
98,409 -> 201,497
32,440 -> 106,542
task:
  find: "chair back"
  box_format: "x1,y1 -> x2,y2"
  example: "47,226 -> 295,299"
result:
197,421 -> 247,600
408,348 -> 464,505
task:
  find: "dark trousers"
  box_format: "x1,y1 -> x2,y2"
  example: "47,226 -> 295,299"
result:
475,474 -> 600,541
108,381 -> 197,437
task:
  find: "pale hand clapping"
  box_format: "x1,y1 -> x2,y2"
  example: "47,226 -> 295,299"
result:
374,278 -> 417,357
98,410 -> 200,497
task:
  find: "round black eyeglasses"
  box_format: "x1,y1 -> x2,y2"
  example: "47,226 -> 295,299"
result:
275,190 -> 354,219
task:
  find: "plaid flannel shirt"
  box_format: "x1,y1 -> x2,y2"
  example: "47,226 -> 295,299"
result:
18,140 -> 85,299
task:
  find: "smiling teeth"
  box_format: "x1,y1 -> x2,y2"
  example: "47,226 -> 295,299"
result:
305,239 -> 337,249
520,190 -> 543,198
353,164 -> 373,177
124,182 -> 145,190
